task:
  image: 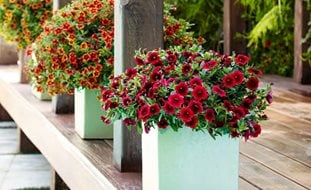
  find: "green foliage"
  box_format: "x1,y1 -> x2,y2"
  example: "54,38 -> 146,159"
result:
239,0 -> 294,77
302,0 -> 311,65
164,0 -> 223,51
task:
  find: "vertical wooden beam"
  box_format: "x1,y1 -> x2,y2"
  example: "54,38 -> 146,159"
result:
17,127 -> 40,153
114,0 -> 163,172
294,0 -> 311,84
51,0 -> 75,114
223,0 -> 246,55
51,169 -> 70,190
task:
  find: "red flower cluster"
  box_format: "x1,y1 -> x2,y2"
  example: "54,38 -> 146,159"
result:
101,46 -> 271,140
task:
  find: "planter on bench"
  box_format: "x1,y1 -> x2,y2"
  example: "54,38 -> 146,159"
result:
74,88 -> 113,139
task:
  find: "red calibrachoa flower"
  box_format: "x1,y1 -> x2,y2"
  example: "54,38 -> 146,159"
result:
100,45 -> 271,140
27,2 -> 202,95
235,54 -> 249,66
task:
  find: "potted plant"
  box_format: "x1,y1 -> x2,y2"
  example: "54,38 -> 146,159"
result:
0,0 -> 52,83
100,45 -> 272,189
26,1 -> 204,139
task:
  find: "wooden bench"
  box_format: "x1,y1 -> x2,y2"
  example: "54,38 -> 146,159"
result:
0,65 -> 141,190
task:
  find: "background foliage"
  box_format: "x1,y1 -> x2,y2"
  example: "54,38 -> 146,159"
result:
303,0 -> 311,65
164,0 -> 223,52
238,0 -> 294,77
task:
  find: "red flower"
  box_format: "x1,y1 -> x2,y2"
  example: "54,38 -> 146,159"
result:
158,118 -> 168,129
248,68 -> 262,76
135,57 -> 145,66
125,68 -> 137,79
101,89 -> 112,101
203,60 -> 218,70
166,54 -> 177,63
250,122 -> 261,137
168,94 -> 184,108
190,77 -> 203,88
138,105 -> 150,120
212,85 -> 226,97
242,97 -> 253,110
175,82 -> 188,96
188,100 -> 203,114
222,74 -> 236,88
123,118 -> 136,127
223,100 -> 233,111
150,104 -> 160,116
180,107 -> 194,122
147,51 -> 160,64
233,107 -> 246,119
204,108 -> 215,122
192,86 -> 208,101
246,77 -> 259,91
185,116 -> 198,129
122,97 -> 132,108
235,54 -> 249,65
231,70 -> 244,85
182,63 -> 192,75
163,102 -> 175,114
150,71 -> 162,82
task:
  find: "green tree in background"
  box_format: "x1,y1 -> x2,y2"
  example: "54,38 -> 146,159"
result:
165,0 -> 223,51
239,0 -> 294,77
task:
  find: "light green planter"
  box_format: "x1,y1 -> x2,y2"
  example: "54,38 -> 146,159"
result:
74,89 -> 113,139
142,126 -> 239,190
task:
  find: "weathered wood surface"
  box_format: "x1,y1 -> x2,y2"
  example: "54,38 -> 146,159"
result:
294,0 -> 311,84
113,0 -> 163,172
223,0 -> 247,55
0,66 -> 311,189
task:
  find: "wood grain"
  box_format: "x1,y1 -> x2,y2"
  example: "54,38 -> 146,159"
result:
294,0 -> 311,84
113,0 -> 163,172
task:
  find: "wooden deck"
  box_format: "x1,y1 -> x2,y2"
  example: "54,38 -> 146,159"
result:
0,65 -> 310,190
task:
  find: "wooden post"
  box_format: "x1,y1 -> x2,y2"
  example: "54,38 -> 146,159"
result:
51,169 -> 70,190
51,0 -> 75,114
17,127 -> 40,153
223,0 -> 247,55
0,37 -> 18,65
294,0 -> 311,84
114,0 -> 163,172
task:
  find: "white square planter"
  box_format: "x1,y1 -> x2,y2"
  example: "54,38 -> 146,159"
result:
142,126 -> 239,190
74,88 -> 113,139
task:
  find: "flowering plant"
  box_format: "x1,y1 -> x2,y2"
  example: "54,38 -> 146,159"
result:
0,0 -> 52,48
101,45 -> 272,140
26,2 -> 204,95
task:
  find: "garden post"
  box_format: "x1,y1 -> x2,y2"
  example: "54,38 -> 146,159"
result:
223,0 -> 247,55
51,0 -> 75,114
0,37 -> 18,65
294,0 -> 311,84
114,0 -> 163,172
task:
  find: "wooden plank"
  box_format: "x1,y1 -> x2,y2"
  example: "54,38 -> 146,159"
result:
294,0 -> 311,84
239,155 -> 308,190
241,141 -> 311,188
113,0 -> 163,172
223,0 -> 247,55
17,127 -> 40,153
0,77 -> 141,189
239,178 -> 260,190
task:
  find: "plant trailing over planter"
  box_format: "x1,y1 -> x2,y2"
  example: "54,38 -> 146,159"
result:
0,0 -> 52,48
26,1 -> 204,95
101,45 -> 272,140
